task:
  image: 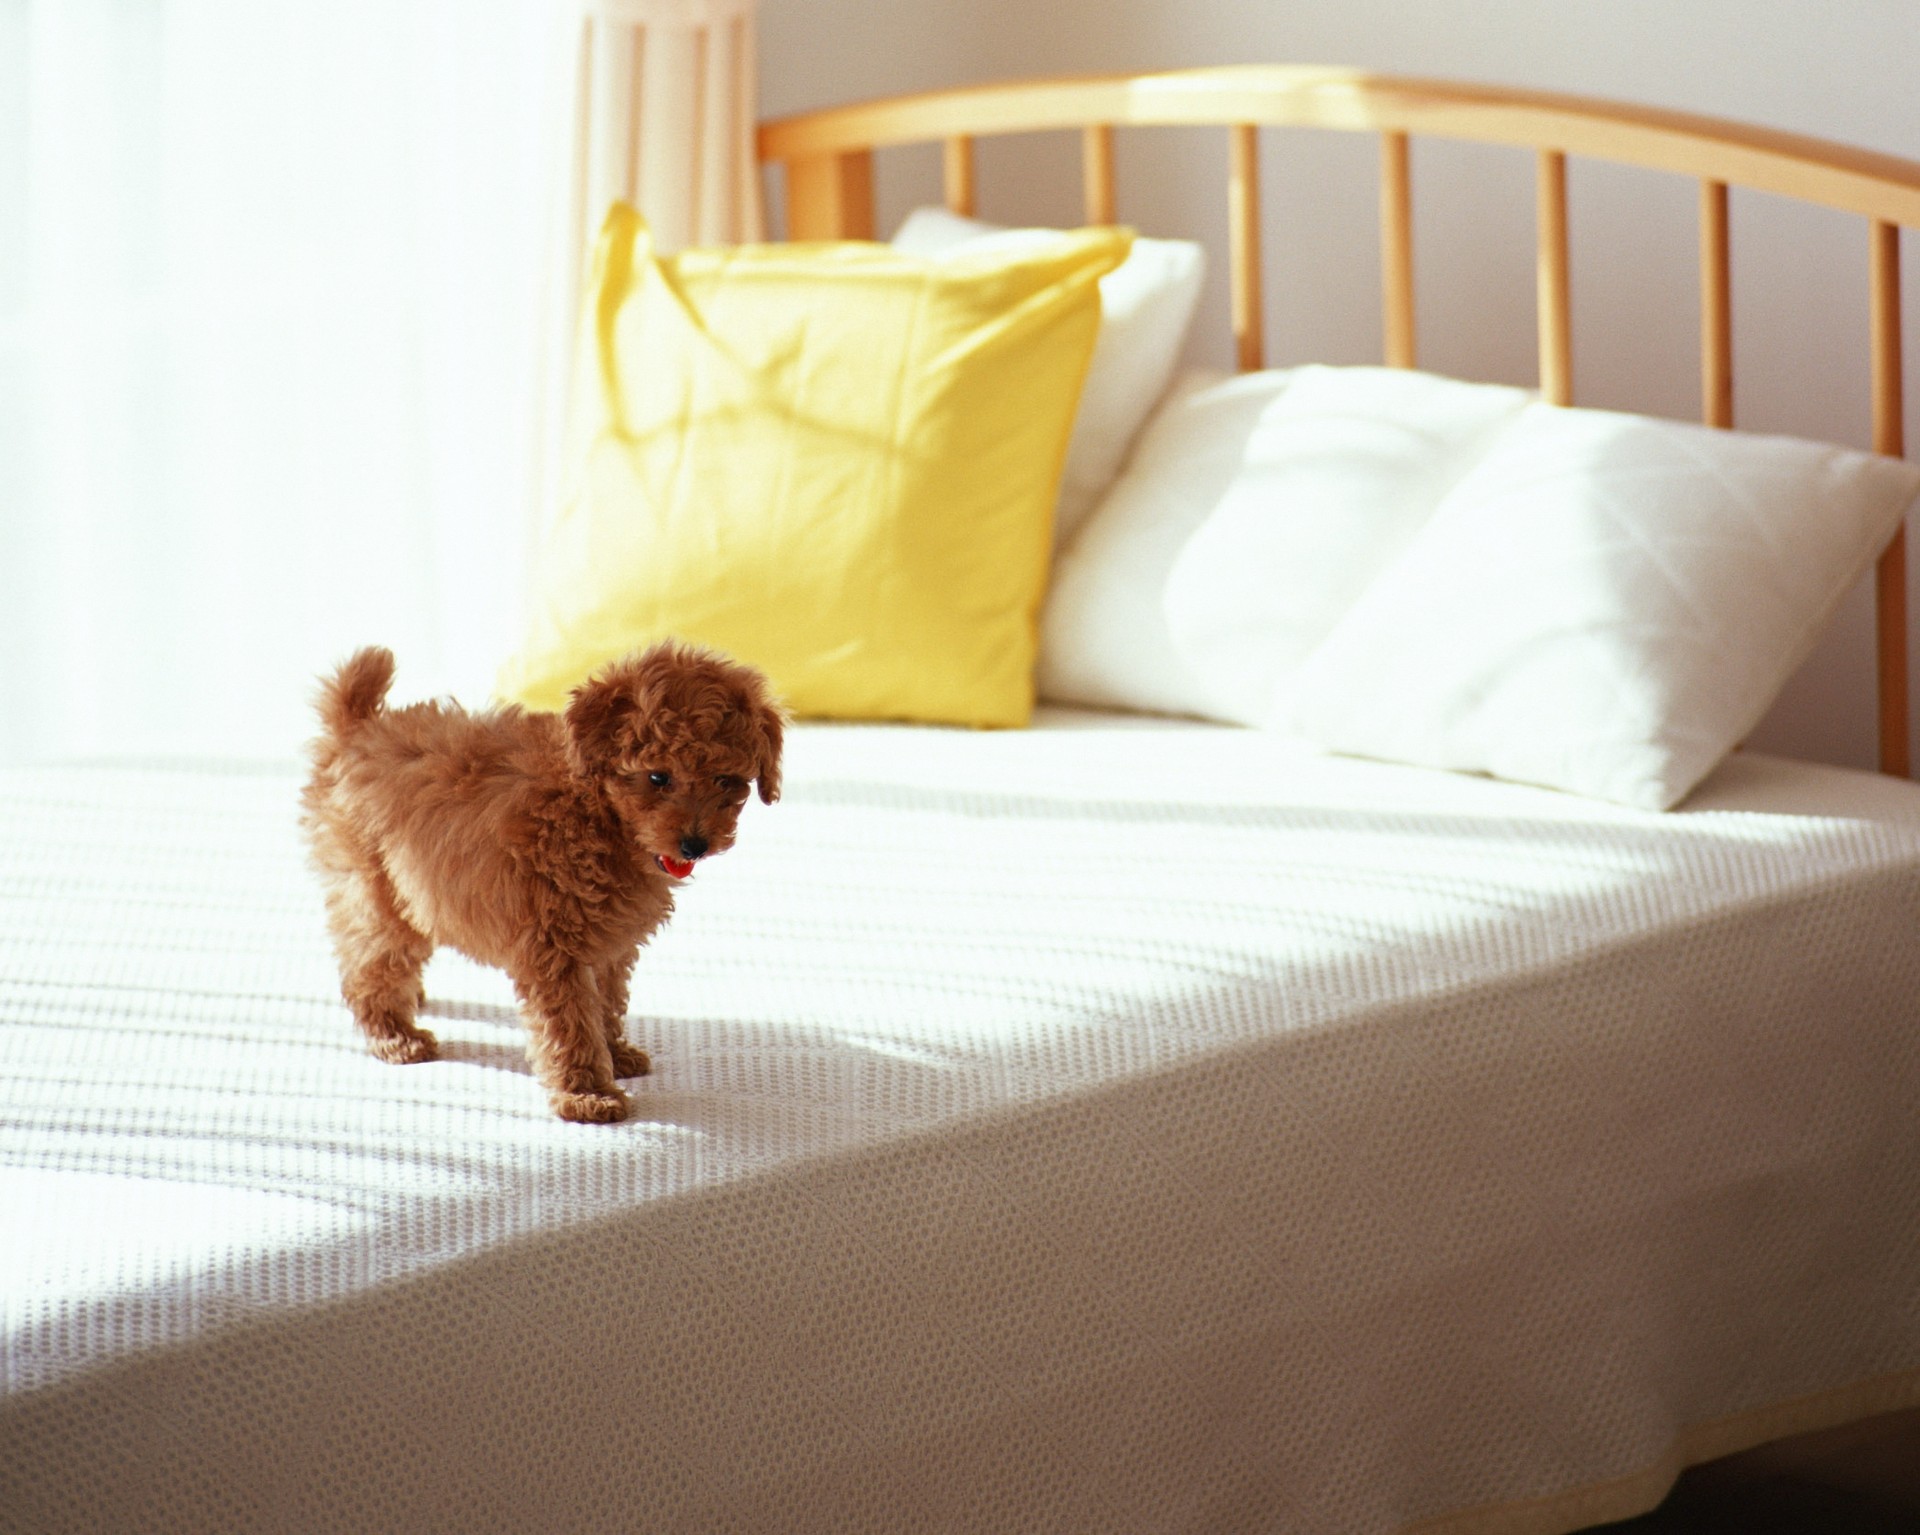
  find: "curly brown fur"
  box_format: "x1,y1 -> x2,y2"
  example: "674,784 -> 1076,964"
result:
300,641 -> 782,1123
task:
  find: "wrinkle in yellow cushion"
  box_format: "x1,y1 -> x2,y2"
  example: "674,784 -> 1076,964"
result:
498,206 -> 1131,726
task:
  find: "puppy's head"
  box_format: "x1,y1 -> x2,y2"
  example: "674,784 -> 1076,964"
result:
565,641 -> 784,878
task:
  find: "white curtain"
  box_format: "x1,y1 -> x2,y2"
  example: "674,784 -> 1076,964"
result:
2,1 -> 765,765
1,2 -> 567,763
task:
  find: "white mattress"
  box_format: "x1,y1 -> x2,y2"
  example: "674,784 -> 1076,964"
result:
3,712 -> 1919,1534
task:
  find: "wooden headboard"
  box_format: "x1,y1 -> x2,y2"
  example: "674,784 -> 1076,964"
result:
758,66 -> 1920,777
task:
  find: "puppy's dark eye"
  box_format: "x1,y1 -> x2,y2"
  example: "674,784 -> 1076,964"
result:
647,771 -> 671,789
715,774 -> 739,790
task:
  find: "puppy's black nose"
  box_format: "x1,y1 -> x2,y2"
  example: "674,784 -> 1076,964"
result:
679,834 -> 709,861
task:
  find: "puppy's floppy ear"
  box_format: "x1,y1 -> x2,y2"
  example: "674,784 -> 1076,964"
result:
563,670 -> 637,778
748,693 -> 785,805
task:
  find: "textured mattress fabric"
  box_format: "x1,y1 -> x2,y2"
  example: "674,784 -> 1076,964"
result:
2,712 -> 1918,1534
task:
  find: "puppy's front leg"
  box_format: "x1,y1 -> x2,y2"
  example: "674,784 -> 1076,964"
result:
598,948 -> 651,1079
516,963 -> 629,1124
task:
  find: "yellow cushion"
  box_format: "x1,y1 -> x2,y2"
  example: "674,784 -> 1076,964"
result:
497,205 -> 1131,726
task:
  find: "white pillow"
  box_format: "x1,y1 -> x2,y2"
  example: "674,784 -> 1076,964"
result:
1163,367 -> 1531,723
892,206 -> 1204,548
1287,401 -> 1920,809
1036,368 -> 1257,719
1036,365 -> 1531,722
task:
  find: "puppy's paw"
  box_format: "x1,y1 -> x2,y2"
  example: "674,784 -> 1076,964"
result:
608,1040 -> 652,1078
552,1086 -> 631,1124
370,1028 -> 439,1065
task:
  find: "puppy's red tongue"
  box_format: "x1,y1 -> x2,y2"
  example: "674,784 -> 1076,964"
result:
657,854 -> 695,879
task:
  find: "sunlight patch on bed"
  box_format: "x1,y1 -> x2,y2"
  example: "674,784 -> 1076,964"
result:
0,1168 -> 366,1387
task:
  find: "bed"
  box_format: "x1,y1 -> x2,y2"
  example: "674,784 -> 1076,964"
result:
5,65 -> 1920,1535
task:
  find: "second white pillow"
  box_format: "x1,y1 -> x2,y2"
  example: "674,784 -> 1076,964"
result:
1162,366 -> 1531,724
1037,366 -> 1530,723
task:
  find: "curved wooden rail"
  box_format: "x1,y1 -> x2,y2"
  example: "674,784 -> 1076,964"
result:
758,66 -> 1920,776
760,66 -> 1920,226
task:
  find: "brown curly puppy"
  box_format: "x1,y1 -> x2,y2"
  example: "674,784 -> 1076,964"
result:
301,642 -> 782,1123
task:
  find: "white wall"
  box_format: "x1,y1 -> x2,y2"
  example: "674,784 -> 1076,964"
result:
758,0 -> 1920,771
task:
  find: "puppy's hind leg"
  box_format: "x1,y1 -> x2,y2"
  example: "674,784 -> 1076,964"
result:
597,948 -> 651,1080
516,963 -> 629,1123
320,861 -> 438,1065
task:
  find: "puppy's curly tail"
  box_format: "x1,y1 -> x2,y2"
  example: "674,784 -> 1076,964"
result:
318,646 -> 396,737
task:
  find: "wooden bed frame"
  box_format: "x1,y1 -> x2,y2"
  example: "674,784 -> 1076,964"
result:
758,66 -> 1920,778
